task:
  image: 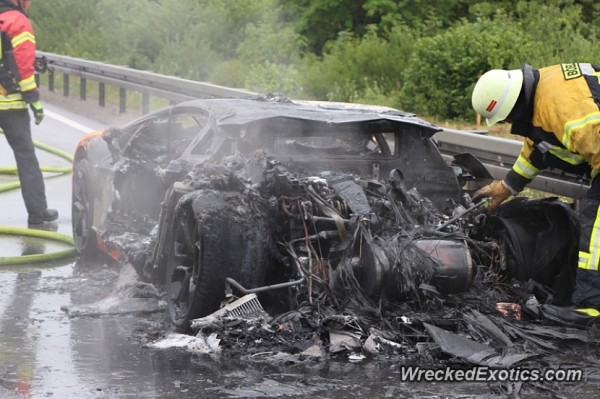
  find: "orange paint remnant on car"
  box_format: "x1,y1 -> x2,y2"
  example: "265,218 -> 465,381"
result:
96,235 -> 123,262
76,130 -> 103,151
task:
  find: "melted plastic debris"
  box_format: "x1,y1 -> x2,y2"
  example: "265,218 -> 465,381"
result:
423,323 -> 534,367
329,330 -> 362,353
61,263 -> 165,317
145,332 -> 221,355
191,294 -> 270,330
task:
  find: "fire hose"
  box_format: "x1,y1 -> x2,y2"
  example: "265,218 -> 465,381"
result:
0,135 -> 75,265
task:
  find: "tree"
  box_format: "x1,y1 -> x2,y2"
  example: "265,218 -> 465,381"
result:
279,0 -> 373,54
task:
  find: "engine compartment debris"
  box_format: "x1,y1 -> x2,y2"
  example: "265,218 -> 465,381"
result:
134,154 -> 595,376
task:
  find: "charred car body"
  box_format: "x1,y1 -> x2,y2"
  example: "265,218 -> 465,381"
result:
72,96 -> 579,331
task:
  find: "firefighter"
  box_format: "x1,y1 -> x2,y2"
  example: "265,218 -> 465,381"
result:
0,0 -> 57,225
471,63 -> 600,324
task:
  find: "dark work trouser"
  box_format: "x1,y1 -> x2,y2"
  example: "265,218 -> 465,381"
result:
573,177 -> 600,307
0,109 -> 47,215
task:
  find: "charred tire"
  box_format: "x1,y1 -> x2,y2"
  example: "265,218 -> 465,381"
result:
483,198 -> 579,305
165,192 -> 266,329
71,157 -> 98,260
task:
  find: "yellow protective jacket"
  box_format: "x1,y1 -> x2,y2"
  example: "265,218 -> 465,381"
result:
0,6 -> 38,110
505,63 -> 600,193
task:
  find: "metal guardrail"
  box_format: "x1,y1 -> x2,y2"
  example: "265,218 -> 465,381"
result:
37,51 -> 589,199
435,129 -> 589,199
38,51 -> 254,113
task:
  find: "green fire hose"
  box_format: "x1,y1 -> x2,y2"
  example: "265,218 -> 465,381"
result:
0,135 -> 76,265
0,226 -> 75,265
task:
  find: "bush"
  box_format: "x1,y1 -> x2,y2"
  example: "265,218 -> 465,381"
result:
297,25 -> 415,105
512,1 -> 600,67
399,17 -> 533,120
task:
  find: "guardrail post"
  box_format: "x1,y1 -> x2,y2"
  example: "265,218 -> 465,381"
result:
63,73 -> 69,97
48,69 -> 54,92
119,87 -> 126,113
99,82 -> 105,107
142,93 -> 150,115
80,77 -> 87,101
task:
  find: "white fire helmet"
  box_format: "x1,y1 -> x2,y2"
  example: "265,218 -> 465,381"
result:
471,68 -> 523,127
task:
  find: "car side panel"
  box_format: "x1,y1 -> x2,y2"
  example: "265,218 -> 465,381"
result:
74,131 -> 114,238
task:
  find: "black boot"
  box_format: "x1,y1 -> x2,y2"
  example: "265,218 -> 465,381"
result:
28,208 -> 59,225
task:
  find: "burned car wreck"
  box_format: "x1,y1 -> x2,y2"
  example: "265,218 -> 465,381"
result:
72,96 -> 595,379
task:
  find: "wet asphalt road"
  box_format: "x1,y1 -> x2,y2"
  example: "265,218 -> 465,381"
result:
0,102 -> 598,399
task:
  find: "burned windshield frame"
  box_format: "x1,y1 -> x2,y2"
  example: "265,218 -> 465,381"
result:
265,120 -> 399,159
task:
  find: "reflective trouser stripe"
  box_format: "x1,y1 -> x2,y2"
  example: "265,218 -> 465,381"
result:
579,251 -> 593,270
580,205 -> 600,271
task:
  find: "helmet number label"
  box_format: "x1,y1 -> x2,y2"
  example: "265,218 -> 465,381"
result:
561,63 -> 582,80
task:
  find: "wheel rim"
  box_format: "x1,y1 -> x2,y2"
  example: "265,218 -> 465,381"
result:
71,163 -> 91,252
167,207 -> 201,325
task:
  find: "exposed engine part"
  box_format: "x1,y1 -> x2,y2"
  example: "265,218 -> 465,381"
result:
236,157 -> 480,301
435,198 -> 489,232
414,239 -> 474,294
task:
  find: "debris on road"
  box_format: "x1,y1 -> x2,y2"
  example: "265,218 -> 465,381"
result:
61,263 -> 165,317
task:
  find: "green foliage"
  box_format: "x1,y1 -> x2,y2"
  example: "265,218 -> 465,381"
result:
298,25 -> 414,105
279,0 -> 372,54
244,62 -> 302,96
363,0 -> 477,33
223,3 -> 306,93
29,0 -> 104,57
512,0 -> 598,67
400,17 -> 533,119
27,0 -> 600,122
236,22 -> 304,66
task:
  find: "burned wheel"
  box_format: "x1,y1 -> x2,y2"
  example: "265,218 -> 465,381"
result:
71,157 -> 97,260
164,191 -> 270,329
165,203 -> 230,329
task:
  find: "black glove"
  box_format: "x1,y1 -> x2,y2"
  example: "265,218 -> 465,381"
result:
29,101 -> 44,125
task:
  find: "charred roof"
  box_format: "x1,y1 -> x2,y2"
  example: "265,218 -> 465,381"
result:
167,96 -> 442,134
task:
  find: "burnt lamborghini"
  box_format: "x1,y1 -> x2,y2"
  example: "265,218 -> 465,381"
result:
71,95 -> 579,333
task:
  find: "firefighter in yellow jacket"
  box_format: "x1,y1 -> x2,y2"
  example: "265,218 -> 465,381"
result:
472,63 -> 600,323
0,0 -> 57,224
